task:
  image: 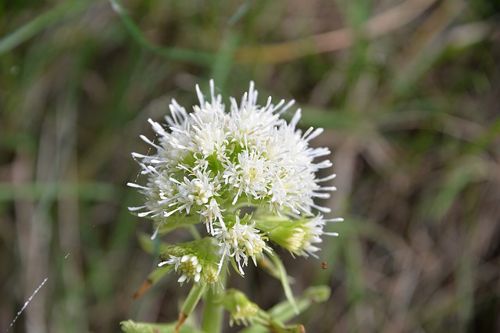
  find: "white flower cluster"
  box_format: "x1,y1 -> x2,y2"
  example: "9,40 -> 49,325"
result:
129,80 -> 338,277
214,216 -> 272,275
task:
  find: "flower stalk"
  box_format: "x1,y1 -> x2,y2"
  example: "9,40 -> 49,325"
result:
175,283 -> 206,332
201,285 -> 224,333
201,260 -> 227,333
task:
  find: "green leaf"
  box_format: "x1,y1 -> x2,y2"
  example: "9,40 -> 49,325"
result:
120,320 -> 203,333
240,286 -> 331,333
0,0 -> 89,55
269,286 -> 330,321
210,32 -> 240,91
268,254 -> 297,313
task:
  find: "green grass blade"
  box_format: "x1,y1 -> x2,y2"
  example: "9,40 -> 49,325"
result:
0,1 -> 89,55
210,32 -> 240,91
0,182 -> 115,201
109,0 -> 214,65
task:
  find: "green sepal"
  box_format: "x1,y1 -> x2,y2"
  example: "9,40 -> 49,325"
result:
254,215 -> 310,251
253,214 -> 291,233
157,237 -> 220,263
139,236 -> 218,262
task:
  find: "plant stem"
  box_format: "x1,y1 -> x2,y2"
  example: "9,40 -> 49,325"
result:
201,268 -> 227,333
182,284 -> 206,317
201,289 -> 223,333
175,284 -> 206,332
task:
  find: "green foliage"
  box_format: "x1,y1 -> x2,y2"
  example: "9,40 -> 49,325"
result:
121,320 -> 203,333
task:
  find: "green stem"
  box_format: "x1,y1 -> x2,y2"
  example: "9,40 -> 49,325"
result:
201,268 -> 227,333
201,289 -> 223,333
174,284 -> 206,333
181,284 -> 206,317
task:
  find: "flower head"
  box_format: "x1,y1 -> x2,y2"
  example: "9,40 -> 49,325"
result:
129,80 -> 339,276
159,254 -> 202,284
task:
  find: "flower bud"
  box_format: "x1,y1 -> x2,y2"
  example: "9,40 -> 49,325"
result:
257,215 -> 337,257
159,255 -> 202,284
158,239 -> 220,285
221,289 -> 260,326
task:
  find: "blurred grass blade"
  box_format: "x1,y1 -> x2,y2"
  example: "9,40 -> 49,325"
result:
299,107 -> 362,129
466,118 -> 500,154
391,0 -> 465,96
228,0 -> 252,26
211,32 -> 240,91
0,182 -> 115,201
109,0 -> 213,65
429,156 -> 487,220
0,1 -> 88,55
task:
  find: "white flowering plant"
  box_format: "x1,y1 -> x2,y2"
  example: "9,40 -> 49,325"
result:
121,81 -> 341,333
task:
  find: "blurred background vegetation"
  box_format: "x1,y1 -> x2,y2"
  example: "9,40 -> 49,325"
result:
1,0 -> 499,332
